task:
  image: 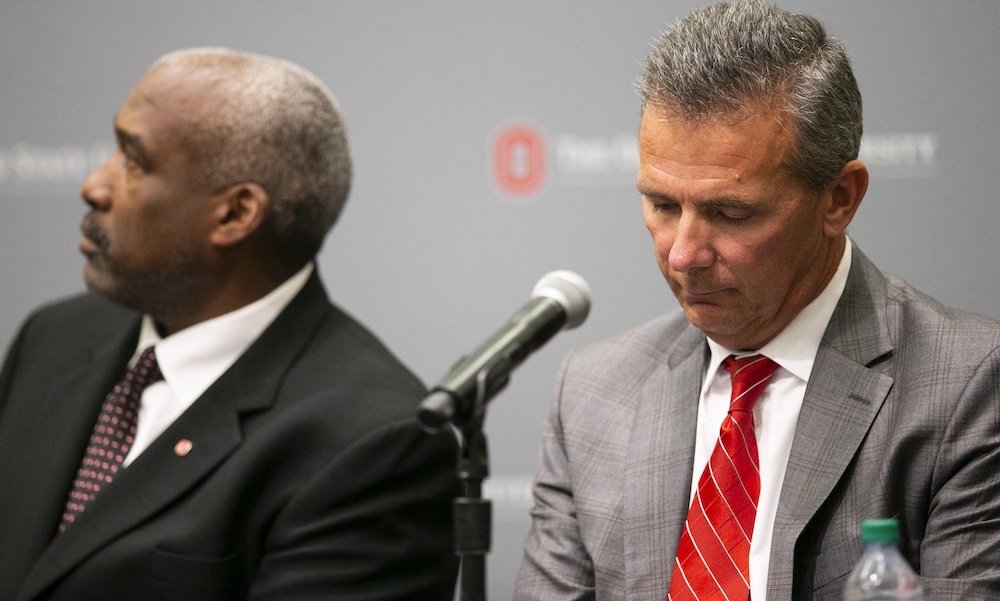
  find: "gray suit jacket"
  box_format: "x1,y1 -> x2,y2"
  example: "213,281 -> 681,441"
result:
515,245 -> 1000,600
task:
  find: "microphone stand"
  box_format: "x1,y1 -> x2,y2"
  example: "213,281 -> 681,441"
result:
450,354 -> 512,601
419,271 -> 591,599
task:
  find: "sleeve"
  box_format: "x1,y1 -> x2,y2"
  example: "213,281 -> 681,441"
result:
919,343 -> 1000,597
514,353 -> 596,601
248,419 -> 460,601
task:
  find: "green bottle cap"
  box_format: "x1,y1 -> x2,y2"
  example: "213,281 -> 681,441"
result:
860,518 -> 900,544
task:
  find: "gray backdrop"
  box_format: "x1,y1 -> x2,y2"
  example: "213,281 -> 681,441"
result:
2,1 -> 998,598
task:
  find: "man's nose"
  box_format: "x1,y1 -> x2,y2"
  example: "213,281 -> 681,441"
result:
668,215 -> 715,273
80,153 -> 115,210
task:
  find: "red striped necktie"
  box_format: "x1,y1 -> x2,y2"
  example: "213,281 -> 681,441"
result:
667,354 -> 779,601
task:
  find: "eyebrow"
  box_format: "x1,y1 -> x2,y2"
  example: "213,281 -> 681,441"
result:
701,197 -> 757,212
114,120 -> 152,170
637,185 -> 758,212
636,184 -> 672,203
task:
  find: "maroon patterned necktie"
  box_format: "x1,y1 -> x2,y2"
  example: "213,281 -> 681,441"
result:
667,355 -> 779,601
60,346 -> 162,532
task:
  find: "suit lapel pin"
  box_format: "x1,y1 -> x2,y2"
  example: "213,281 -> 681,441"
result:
174,439 -> 193,457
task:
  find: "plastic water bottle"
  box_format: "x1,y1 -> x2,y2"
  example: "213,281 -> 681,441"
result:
843,519 -> 925,601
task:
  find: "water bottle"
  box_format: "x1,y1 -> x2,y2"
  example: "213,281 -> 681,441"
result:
843,518 -> 925,601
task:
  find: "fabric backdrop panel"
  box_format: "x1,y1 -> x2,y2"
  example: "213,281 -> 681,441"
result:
2,2 -> 998,598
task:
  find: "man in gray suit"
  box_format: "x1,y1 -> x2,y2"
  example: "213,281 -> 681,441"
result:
515,2 -> 1000,600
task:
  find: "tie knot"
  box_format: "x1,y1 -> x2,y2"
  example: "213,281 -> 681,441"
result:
722,354 -> 778,413
129,346 -> 163,389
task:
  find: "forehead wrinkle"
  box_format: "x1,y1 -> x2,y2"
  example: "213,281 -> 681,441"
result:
640,125 -> 758,183
638,153 -> 745,190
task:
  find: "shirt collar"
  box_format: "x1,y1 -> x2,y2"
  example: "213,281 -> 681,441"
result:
705,238 -> 853,384
133,262 -> 314,407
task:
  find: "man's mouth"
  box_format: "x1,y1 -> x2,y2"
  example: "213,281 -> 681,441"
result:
79,214 -> 109,256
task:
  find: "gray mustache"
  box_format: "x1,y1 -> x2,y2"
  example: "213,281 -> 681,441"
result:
80,213 -> 109,252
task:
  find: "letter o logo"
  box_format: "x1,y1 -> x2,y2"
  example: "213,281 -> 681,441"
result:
492,125 -> 546,197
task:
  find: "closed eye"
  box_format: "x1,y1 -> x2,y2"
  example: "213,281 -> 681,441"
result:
114,126 -> 151,172
650,201 -> 680,214
717,211 -> 753,225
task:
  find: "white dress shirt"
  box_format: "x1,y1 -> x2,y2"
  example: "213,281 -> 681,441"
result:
693,241 -> 852,601
121,263 -> 314,466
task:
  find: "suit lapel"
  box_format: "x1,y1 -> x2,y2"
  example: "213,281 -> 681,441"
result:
18,272 -> 332,600
0,316 -> 139,580
18,379 -> 247,600
766,247 -> 895,599
624,326 -> 706,598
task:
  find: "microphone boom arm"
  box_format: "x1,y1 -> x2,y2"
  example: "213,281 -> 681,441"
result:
418,297 -> 566,430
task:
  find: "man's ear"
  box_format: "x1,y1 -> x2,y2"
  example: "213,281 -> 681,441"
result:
209,183 -> 268,247
823,159 -> 868,238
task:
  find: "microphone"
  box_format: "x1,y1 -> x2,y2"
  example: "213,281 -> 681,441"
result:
417,270 -> 591,431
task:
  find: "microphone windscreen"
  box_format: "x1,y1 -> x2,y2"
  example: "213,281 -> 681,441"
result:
531,270 -> 592,329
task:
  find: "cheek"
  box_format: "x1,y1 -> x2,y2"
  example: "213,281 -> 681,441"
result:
643,218 -> 673,261
107,207 -> 176,263
717,242 -> 771,288
104,213 -> 138,252
730,242 -> 794,301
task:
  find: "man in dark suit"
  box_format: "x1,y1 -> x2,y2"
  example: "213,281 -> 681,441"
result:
0,48 -> 458,600
515,2 -> 1000,600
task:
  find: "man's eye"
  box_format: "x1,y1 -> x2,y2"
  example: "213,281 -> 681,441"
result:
651,202 -> 679,214
718,212 -> 752,224
121,152 -> 144,172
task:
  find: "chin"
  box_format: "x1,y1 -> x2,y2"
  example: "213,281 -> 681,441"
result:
83,277 -> 122,306
82,264 -> 109,295
683,308 -> 740,341
681,303 -> 721,325
83,268 -> 135,310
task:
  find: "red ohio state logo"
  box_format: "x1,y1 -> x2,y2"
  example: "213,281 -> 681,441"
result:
492,125 -> 546,197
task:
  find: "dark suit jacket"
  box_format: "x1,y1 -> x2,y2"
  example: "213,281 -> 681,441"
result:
0,272 -> 459,600
514,245 -> 1000,600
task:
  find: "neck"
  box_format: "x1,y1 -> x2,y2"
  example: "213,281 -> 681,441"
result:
714,235 -> 846,352
152,259 -> 305,337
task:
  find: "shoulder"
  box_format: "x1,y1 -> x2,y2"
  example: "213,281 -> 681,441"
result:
884,272 -> 1000,328
838,245 -> 1000,364
259,272 -> 427,419
271,297 -> 428,436
882,273 -> 1000,358
5,293 -> 139,364
545,309 -> 701,423
20,292 -> 137,336
560,308 -> 698,383
295,301 -> 424,392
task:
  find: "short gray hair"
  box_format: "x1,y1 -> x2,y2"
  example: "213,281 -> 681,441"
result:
154,48 -> 352,265
637,0 -> 862,192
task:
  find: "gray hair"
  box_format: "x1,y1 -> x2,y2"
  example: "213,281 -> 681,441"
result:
154,48 -> 352,265
637,1 -> 862,192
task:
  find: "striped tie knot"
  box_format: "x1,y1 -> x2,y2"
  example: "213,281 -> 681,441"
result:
723,355 -> 779,414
